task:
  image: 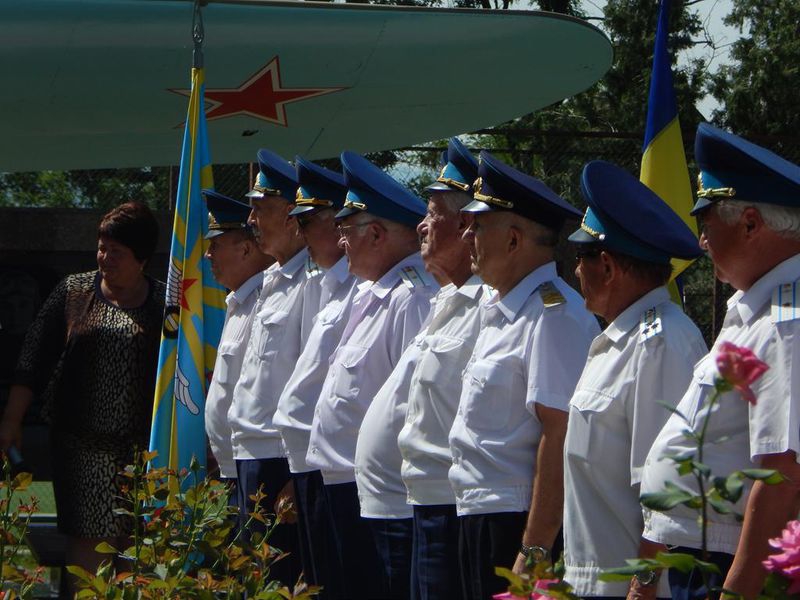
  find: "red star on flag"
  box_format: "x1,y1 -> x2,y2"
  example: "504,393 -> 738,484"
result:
170,56 -> 345,127
180,278 -> 197,311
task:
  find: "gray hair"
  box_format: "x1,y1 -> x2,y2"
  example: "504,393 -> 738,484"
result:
436,190 -> 474,214
716,200 -> 800,241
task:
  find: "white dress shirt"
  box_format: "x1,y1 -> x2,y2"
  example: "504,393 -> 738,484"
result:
356,276 -> 487,518
205,272 -> 263,478
641,253 -> 800,554
275,256 -> 360,474
396,276 -> 488,507
448,262 -> 599,515
229,248 -> 322,460
562,286 -> 707,598
306,252 -> 439,485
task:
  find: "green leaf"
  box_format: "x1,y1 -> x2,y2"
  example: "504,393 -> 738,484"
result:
494,566 -> 524,589
94,541 -> 118,554
740,468 -> 786,485
694,559 -> 722,576
641,482 -> 695,511
66,565 -> 94,583
707,493 -> 733,515
691,460 -> 712,478
11,472 -> 32,491
654,551 -> 697,573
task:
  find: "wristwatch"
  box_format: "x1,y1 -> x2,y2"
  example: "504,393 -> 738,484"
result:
634,569 -> 660,586
519,543 -> 550,563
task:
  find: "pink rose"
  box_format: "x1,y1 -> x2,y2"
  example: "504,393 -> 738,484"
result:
763,520 -> 800,594
715,341 -> 769,405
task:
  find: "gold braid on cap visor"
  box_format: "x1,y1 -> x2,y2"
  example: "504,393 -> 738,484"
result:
343,199 -> 367,211
696,174 -> 736,199
472,177 -> 514,209
295,189 -> 334,207
437,165 -> 471,192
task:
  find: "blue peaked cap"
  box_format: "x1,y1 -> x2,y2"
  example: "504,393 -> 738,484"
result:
290,156 -> 347,217
569,161 -> 702,264
691,123 -> 800,215
245,149 -> 298,201
462,150 -> 582,230
202,189 -> 252,240
336,151 -> 427,228
425,137 -> 479,194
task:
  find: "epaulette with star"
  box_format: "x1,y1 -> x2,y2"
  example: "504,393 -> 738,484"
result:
639,306 -> 663,342
399,265 -> 433,290
537,281 -> 565,308
305,257 -> 323,278
771,279 -> 800,323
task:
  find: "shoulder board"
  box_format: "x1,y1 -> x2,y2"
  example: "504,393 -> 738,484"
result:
537,281 -> 565,308
399,265 -> 433,290
305,257 -> 323,278
771,280 -> 800,323
639,306 -> 663,342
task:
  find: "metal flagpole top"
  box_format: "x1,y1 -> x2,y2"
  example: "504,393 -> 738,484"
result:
192,0 -> 207,68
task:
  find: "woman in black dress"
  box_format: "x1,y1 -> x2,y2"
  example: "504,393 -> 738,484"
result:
0,202 -> 165,580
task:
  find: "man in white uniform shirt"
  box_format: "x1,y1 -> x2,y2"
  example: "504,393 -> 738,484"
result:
356,138 -> 484,599
639,124 -> 800,600
229,149 -> 320,585
202,190 -> 273,489
560,161 -> 706,600
273,156 -> 359,596
306,151 -> 438,599
448,150 -> 600,600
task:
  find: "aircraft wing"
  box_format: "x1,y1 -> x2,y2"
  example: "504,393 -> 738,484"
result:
0,0 -> 612,172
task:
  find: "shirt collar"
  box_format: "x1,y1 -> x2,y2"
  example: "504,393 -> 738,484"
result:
603,286 -> 671,343
456,275 -> 485,301
488,261 -> 558,322
729,252 -> 800,324
368,252 -> 428,300
227,271 -> 264,307
277,247 -> 310,280
322,254 -> 351,286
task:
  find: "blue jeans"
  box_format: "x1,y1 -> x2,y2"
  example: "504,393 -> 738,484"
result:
668,546 -> 733,600
410,504 -> 460,600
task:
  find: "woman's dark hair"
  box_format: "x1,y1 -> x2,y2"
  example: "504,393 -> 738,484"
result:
98,202 -> 159,263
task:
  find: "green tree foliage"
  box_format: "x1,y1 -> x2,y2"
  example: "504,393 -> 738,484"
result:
708,0 -> 800,138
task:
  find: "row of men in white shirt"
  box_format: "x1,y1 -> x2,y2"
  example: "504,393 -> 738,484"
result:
202,126 -> 800,600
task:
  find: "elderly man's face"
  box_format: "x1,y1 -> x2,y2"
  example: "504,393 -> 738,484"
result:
205,231 -> 246,290
337,214 -> 378,278
296,208 -> 341,269
698,203 -> 743,287
462,212 -> 507,286
247,196 -> 292,257
418,194 -> 468,275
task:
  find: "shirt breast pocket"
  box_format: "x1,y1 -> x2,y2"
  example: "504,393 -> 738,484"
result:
417,336 -> 465,386
566,389 -> 614,460
213,341 -> 239,387
255,309 -> 290,363
463,360 -> 515,432
332,344 -> 370,400
315,306 -> 345,356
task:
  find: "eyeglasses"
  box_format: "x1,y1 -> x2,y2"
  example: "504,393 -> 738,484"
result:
336,221 -> 378,237
295,208 -> 334,229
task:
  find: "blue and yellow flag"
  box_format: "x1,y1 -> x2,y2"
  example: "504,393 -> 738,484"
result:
640,0 -> 698,285
150,65 -> 226,474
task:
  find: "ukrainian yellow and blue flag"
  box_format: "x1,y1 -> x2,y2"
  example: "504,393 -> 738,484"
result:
149,65 -> 226,474
640,0 -> 698,286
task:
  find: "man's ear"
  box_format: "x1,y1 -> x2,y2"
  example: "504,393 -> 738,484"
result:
741,206 -> 764,238
599,251 -> 617,284
458,212 -> 473,236
507,225 -> 521,254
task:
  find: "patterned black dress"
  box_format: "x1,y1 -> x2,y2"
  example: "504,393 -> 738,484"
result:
14,271 -> 165,538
